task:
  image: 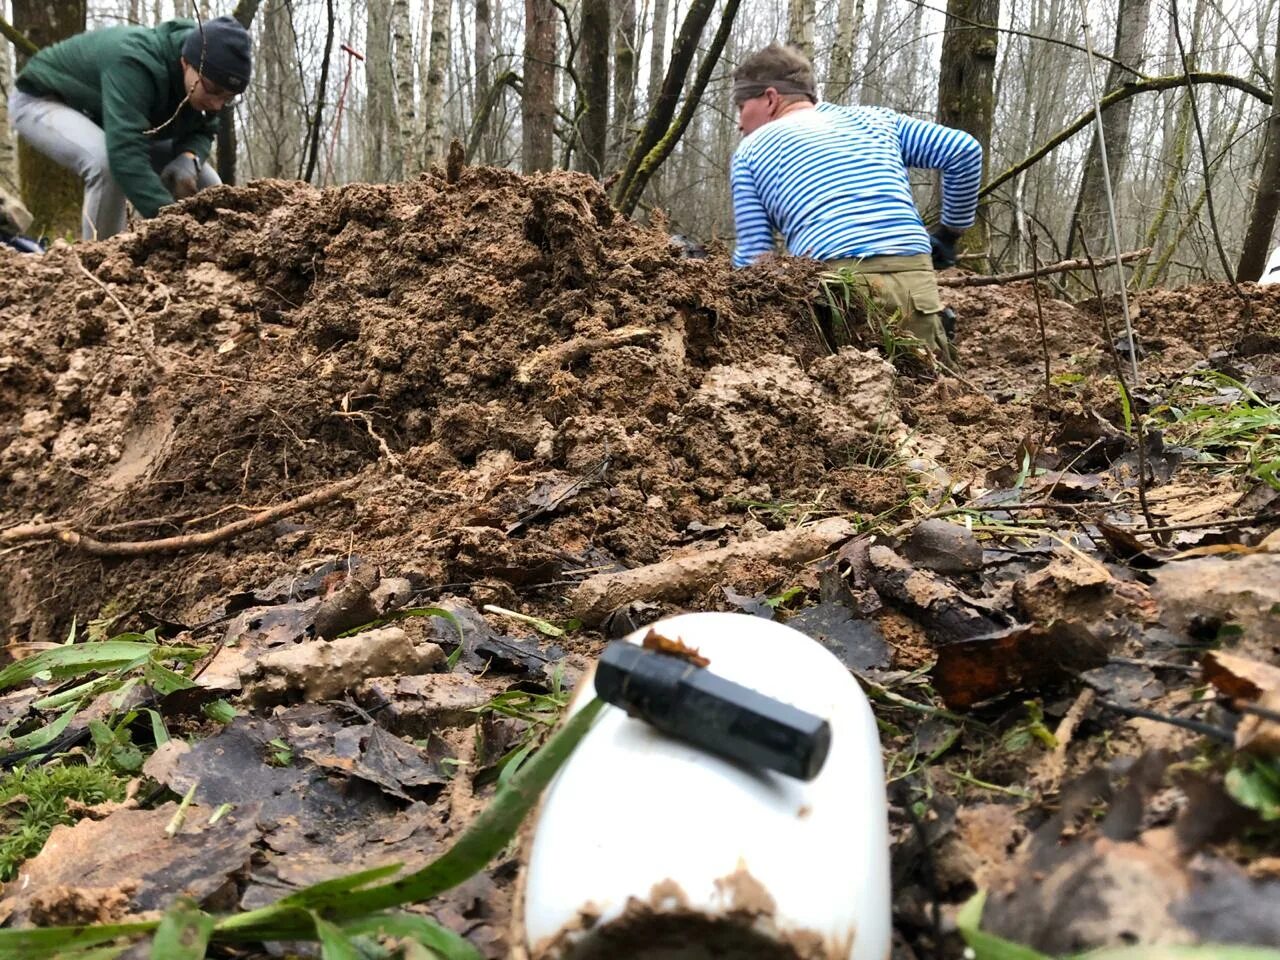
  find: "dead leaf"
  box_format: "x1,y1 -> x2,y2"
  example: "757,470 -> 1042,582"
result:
0,803 -> 259,926
1202,651 -> 1280,755
933,620 -> 1110,710
786,602 -> 889,671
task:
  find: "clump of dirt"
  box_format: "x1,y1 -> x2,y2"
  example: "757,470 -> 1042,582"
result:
0,169 -> 909,639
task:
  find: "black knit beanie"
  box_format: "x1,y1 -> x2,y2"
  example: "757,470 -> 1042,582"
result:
181,16 -> 252,94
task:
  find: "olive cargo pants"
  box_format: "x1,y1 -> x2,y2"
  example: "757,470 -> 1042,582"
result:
826,253 -> 956,366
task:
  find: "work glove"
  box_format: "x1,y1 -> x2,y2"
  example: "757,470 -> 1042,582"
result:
160,153 -> 200,200
929,223 -> 963,270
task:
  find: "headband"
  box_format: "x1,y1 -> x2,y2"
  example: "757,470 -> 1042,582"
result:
731,78 -> 817,104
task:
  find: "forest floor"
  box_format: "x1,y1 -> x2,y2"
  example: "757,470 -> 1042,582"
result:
2,168 -> 1280,958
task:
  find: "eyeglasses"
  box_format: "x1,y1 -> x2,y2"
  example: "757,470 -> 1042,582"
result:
197,75 -> 239,104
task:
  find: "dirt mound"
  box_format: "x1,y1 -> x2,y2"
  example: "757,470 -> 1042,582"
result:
1,169 -> 910,639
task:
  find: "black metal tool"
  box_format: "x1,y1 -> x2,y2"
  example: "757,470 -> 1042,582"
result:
594,641 -> 832,781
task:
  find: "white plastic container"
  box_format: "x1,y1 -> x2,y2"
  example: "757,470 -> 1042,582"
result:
1259,245 -> 1280,285
517,611 -> 892,960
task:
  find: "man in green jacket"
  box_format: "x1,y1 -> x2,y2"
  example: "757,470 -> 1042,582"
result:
9,16 -> 251,240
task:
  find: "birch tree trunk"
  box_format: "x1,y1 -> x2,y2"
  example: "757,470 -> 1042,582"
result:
522,0 -> 557,172
787,0 -> 815,61
826,0 -> 863,104
576,0 -> 610,175
256,0 -> 305,179
1237,11 -> 1280,280
366,0 -> 400,180
13,0 -> 84,237
476,0 -> 493,108
421,0 -> 451,165
647,0 -> 669,108
937,0 -> 998,255
392,0 -> 418,173
1065,0 -> 1152,255
859,0 -> 889,105
0,39 -> 15,192
610,0 -> 636,168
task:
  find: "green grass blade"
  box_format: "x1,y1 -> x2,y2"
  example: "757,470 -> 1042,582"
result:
1081,950 -> 1280,959
275,864 -> 408,906
1115,380 -> 1134,434
313,915 -> 364,960
342,913 -> 482,960
150,897 -> 214,960
0,642 -> 203,693
0,921 -> 157,958
47,946 -> 136,960
957,891 -> 1053,960
5,703 -> 77,752
146,708 -> 171,746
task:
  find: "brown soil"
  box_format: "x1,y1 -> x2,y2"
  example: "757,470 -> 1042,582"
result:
6,172 -> 1280,638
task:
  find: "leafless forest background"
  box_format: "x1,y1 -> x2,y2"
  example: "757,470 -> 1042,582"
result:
3,0 -> 1280,286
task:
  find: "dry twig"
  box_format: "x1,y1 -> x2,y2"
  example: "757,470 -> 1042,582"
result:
936,248 -> 1150,287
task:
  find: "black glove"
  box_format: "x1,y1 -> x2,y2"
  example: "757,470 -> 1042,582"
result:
929,224 -> 963,270
160,153 -> 200,200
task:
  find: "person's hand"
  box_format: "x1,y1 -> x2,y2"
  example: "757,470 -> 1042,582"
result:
929,223 -> 963,270
160,153 -> 200,200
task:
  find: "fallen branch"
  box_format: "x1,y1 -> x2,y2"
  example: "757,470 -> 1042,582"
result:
53,477 -> 362,557
937,248 -> 1151,287
569,517 -> 856,624
515,326 -> 658,384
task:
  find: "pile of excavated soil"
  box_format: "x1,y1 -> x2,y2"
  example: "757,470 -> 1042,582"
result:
5,165 -> 1280,642
1,170 -> 909,640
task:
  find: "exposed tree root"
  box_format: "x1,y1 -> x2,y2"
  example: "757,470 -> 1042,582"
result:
569,517 -> 857,624
2,476 -> 362,557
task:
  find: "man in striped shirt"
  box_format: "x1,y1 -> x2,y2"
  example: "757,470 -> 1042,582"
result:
730,43 -> 983,363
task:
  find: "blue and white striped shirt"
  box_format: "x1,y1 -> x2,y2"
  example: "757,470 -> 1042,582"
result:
730,103 -> 983,268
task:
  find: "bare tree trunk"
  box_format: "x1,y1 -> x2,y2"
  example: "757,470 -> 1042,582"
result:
476,0 -> 493,110
1065,0 -> 1152,255
859,0 -> 888,105
366,0 -> 399,180
902,0 -> 927,104
522,0 -> 556,172
421,0 -> 451,165
575,0 -> 609,175
1238,16 -> 1280,280
610,0 -> 636,169
13,0 -> 84,237
0,37 -> 15,193
392,0 -> 417,173
787,0 -> 815,60
302,0 -> 336,183
938,0 -> 998,257
613,0 -> 738,214
646,0 -> 668,108
215,0 -> 261,185
254,0 -> 305,179
825,0 -> 863,104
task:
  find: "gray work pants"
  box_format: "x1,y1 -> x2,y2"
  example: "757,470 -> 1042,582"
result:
8,88 -> 220,241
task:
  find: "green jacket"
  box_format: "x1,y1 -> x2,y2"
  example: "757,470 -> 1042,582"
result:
17,20 -> 220,218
